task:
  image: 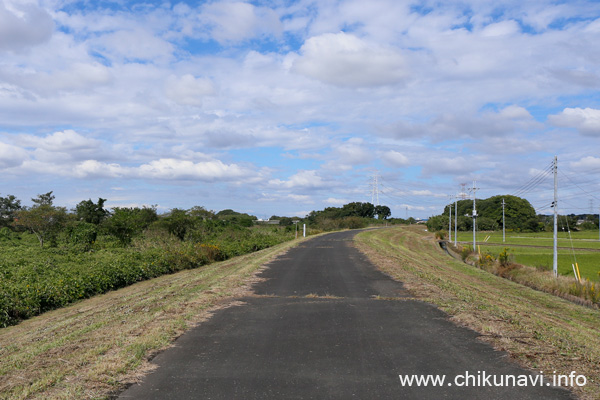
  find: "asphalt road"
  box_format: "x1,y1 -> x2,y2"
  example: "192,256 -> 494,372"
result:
118,230 -> 574,399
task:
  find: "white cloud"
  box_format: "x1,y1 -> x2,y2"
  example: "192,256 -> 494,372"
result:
480,20 -> 520,37
325,197 -> 348,205
570,156 -> 600,169
35,130 -> 101,152
0,141 -> 28,168
269,170 -> 329,189
381,150 -> 410,167
421,156 -> 475,177
0,1 -> 53,52
287,194 -> 313,203
92,29 -> 174,62
74,160 -> 125,178
292,32 -> 408,87
497,105 -> 532,120
200,2 -> 282,43
165,74 -> 215,107
138,158 -> 252,182
333,138 -> 372,166
548,108 -> 600,136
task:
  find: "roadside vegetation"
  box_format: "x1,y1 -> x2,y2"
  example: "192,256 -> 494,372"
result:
446,229 -> 600,305
0,237 -> 308,399
0,193 -> 294,328
356,226 -> 600,400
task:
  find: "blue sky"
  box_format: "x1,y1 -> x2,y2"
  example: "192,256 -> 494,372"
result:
1,0 -> 600,219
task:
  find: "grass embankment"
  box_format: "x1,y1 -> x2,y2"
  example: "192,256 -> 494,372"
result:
0,236 -> 306,400
356,226 -> 600,400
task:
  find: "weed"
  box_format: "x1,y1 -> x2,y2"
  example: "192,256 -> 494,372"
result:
460,245 -> 472,262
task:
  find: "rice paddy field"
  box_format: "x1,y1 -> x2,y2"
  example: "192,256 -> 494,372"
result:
452,230 -> 600,281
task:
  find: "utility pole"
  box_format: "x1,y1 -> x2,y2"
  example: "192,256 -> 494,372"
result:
454,195 -> 458,246
553,156 -> 558,278
471,180 -> 479,249
502,198 -> 506,243
448,197 -> 452,242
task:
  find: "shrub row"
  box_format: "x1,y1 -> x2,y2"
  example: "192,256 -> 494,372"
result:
0,227 -> 293,328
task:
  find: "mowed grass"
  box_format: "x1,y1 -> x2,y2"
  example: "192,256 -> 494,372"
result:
356,226 -> 600,400
453,231 -> 600,281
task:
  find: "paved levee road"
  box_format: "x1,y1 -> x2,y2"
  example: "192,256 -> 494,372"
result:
118,230 -> 574,399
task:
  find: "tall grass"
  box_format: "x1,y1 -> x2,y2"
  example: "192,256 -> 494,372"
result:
459,245 -> 600,307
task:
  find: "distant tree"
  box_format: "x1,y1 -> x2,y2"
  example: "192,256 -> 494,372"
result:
442,195 -> 537,232
216,209 -> 239,217
189,206 -> 215,220
580,221 -> 597,231
426,215 -> 447,232
477,217 -> 497,231
374,205 -> 391,220
0,194 -> 22,228
342,202 -> 376,218
216,209 -> 257,227
32,191 -> 55,207
161,208 -> 193,240
279,217 -> 294,226
104,206 -> 158,245
75,198 -> 108,225
15,204 -> 67,247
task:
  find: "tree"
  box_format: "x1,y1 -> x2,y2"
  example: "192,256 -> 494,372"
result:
374,205 -> 391,220
0,194 -> 22,228
32,191 -> 55,206
189,206 -> 215,220
75,198 -> 108,225
442,195 -> 537,232
160,208 -> 193,240
14,204 -> 67,247
278,217 -> 294,226
216,209 -> 257,227
342,202 -> 376,218
104,206 -> 158,245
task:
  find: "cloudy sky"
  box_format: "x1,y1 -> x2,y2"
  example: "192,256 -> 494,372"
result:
1,0 -> 600,219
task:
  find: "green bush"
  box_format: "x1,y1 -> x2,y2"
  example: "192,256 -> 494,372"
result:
0,225 -> 294,328
460,245 -> 472,262
65,221 -> 98,251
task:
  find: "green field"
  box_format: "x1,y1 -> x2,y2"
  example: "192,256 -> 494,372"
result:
452,230 -> 600,281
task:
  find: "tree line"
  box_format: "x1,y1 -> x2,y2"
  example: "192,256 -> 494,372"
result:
1,192 -> 268,249
426,194 -> 600,233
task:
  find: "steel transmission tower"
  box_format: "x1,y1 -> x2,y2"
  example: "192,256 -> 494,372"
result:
459,183 -> 468,200
370,172 -> 380,206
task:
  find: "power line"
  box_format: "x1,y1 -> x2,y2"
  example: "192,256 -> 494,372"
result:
511,161 -> 554,198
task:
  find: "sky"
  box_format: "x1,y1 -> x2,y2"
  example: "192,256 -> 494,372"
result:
1,0 -> 600,219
